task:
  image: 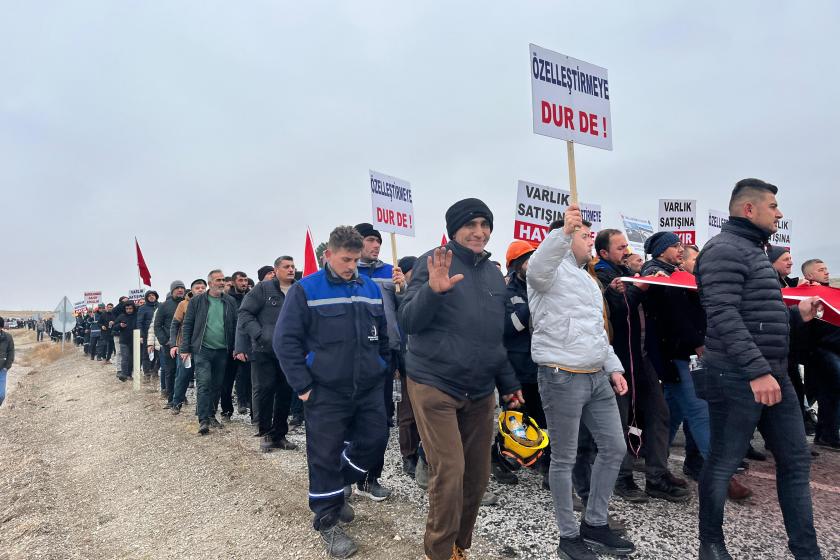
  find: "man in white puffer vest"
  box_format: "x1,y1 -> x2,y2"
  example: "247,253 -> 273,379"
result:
527,204 -> 635,560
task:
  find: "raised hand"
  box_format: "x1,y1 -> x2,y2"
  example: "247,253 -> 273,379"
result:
428,248 -> 465,294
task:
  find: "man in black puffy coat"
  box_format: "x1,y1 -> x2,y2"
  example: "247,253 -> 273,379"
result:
695,178 -> 824,560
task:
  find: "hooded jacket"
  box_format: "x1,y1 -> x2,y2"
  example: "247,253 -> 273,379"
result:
527,228 -> 624,374
137,291 -> 159,341
696,217 -> 803,380
399,241 -> 520,401
114,311 -> 138,346
0,330 -> 14,370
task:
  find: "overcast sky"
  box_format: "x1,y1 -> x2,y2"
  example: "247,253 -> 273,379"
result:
2,1 -> 838,310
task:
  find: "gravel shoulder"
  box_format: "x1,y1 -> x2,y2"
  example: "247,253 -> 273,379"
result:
1,336 -> 838,560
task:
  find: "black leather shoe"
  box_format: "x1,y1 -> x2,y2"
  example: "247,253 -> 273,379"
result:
699,541 -> 733,560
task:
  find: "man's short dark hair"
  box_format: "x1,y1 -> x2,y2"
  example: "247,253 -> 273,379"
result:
729,178 -> 778,214
191,278 -> 207,288
231,271 -> 248,281
685,244 -> 701,254
801,258 -> 824,275
274,256 -> 294,267
223,276 -> 231,282
548,218 -> 592,232
328,226 -> 364,252
594,229 -> 624,256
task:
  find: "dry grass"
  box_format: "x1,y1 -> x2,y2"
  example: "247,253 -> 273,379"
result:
19,343 -> 64,367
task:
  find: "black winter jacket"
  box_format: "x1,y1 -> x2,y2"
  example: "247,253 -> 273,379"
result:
179,292 -> 238,354
399,241 -> 520,401
503,273 -> 537,384
594,259 -> 645,376
154,295 -> 184,347
114,312 -> 138,346
137,293 -> 158,341
640,258 -> 706,382
235,278 -> 290,356
696,217 -> 803,380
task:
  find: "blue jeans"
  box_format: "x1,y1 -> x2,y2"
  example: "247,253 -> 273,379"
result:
194,347 -> 228,421
664,359 -> 711,458
0,368 -> 7,407
538,367 -> 626,538
698,367 -> 821,558
171,355 -> 195,407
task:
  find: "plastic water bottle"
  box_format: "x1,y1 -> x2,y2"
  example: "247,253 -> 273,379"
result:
183,355 -> 192,369
509,416 -> 527,439
392,378 -> 402,403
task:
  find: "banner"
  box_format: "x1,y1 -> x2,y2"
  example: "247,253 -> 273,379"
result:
74,301 -> 87,313
369,170 -> 415,237
84,291 -> 102,305
771,218 -> 793,251
658,199 -> 697,245
514,180 -> 601,245
128,289 -> 145,304
621,215 -> 654,254
707,209 -> 729,243
530,44 -> 612,150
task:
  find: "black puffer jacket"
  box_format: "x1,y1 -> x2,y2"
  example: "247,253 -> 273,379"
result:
503,273 -> 537,384
696,217 -> 802,380
399,241 -> 520,401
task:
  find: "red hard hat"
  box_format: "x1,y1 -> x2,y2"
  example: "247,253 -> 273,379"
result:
506,240 -> 536,268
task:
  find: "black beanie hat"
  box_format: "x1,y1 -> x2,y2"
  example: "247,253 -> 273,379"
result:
257,265 -> 274,281
354,223 -> 382,243
644,231 -> 681,258
445,198 -> 494,239
398,256 -> 417,274
767,245 -> 789,264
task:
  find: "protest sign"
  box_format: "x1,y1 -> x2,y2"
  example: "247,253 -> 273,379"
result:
369,170 -> 415,237
128,289 -> 145,304
707,209 -> 729,243
74,301 -> 87,313
84,291 -> 102,305
514,180 -> 601,245
530,44 -> 612,151
658,199 -> 697,245
771,218 -> 793,250
621,215 -> 654,254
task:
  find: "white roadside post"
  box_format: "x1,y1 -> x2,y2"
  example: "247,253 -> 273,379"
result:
132,329 -> 141,391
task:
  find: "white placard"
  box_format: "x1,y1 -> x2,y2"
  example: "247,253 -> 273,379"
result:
530,44 -> 612,150
369,170 -> 415,237
707,209 -> 729,243
74,301 -> 87,313
771,218 -> 793,251
514,180 -> 601,245
658,199 -> 697,245
621,215 -> 655,254
84,291 -> 102,305
128,289 -> 145,304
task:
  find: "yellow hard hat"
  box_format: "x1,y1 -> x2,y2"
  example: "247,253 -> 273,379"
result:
497,410 -> 549,467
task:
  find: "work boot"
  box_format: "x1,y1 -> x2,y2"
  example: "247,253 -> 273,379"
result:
415,455 -> 429,490
645,477 -> 690,502
288,414 -> 304,429
580,520 -> 635,556
664,471 -> 688,488
699,541 -> 733,560
221,411 -> 233,423
355,479 -> 391,502
319,524 -> 357,558
274,437 -> 297,450
237,405 -> 249,415
480,490 -> 499,506
814,437 -> 840,451
491,462 -> 518,485
209,417 -> 223,429
171,404 -> 182,415
614,477 -> 648,503
163,402 -> 172,410
727,477 -> 753,501
260,435 -> 275,453
556,536 -> 597,560
339,502 -> 355,524
402,455 -> 417,478
198,420 -> 210,435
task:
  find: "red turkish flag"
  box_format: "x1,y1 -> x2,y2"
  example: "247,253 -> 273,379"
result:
135,238 -> 152,286
303,228 -> 319,277
782,284 -> 840,327
441,233 -> 448,246
620,270 -> 698,289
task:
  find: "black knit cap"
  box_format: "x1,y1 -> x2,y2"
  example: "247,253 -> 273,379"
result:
354,223 -> 382,243
257,265 -> 274,281
767,245 -> 789,264
445,198 -> 494,239
397,256 -> 417,274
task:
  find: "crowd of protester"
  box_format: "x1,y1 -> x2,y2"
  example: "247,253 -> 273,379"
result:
13,178 -> 838,560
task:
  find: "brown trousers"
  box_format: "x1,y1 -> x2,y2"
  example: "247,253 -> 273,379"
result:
407,378 -> 495,560
398,371 -> 421,458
